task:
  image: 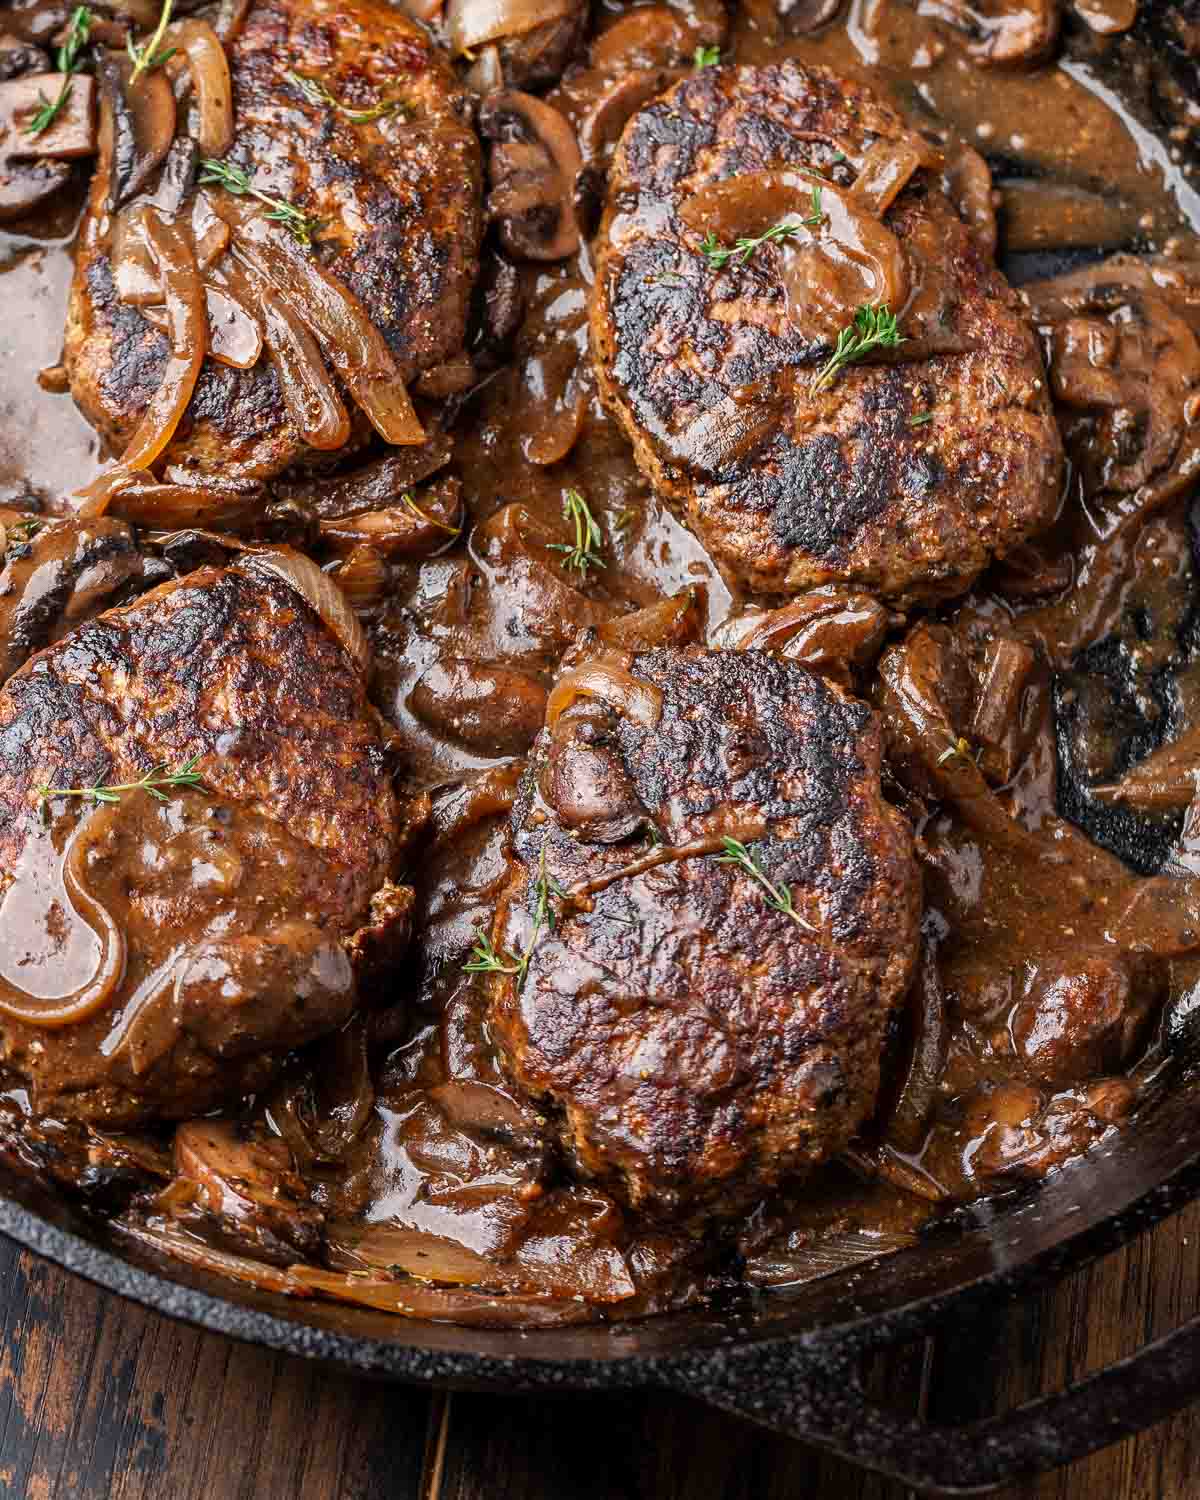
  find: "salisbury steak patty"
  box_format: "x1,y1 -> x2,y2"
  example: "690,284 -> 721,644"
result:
0,558 -> 408,1124
65,0 -> 481,483
591,62 -> 1064,603
487,646 -> 921,1217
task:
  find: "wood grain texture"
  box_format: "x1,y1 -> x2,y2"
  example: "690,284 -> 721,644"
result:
0,1204 -> 1199,1499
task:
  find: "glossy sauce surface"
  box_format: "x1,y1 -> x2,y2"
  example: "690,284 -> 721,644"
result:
2,0 -> 1200,1322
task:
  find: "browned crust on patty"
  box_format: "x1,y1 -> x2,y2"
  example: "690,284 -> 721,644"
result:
488,647 -> 921,1218
590,61 -> 1064,604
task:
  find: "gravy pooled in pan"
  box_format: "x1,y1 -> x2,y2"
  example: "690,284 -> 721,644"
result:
0,0 -> 1198,1325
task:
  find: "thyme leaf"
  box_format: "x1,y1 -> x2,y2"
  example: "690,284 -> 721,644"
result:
285,70 -> 406,125
36,754 -> 205,807
127,0 -> 177,83
693,44 -> 720,68
548,488 -> 606,579
811,302 -> 904,393
23,5 -> 91,139
198,159 -> 323,247
700,218 -> 802,270
716,835 -> 815,931
463,844 -> 562,984
401,491 -> 461,537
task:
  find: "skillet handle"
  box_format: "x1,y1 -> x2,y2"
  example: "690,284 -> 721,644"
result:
656,1311 -> 1200,1496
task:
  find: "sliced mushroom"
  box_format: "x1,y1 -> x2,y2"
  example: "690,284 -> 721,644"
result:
0,35 -> 50,80
496,3 -> 588,90
95,48 -> 176,210
778,0 -> 845,32
0,70 -> 95,220
479,89 -> 581,262
916,0 -> 1061,66
590,0 -> 725,69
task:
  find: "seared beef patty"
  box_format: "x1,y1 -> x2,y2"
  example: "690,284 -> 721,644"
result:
590,61 -> 1064,604
487,645 -> 921,1218
65,0 -> 481,483
0,558 -> 409,1124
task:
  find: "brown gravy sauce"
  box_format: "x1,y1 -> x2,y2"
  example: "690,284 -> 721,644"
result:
2,0 -> 1200,1321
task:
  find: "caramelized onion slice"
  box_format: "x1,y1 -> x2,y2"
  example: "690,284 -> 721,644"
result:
446,0 -> 573,52
223,254 -> 349,449
76,209 -> 207,517
226,209 -> 424,446
0,808 -> 128,1029
141,279 -> 264,370
546,654 -> 663,731
165,20 -> 234,156
122,1222 -> 312,1295
111,203 -> 161,305
240,548 -> 370,673
286,1265 -> 594,1326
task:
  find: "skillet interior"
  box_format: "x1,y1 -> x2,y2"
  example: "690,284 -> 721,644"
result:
3,1043 -> 1200,1382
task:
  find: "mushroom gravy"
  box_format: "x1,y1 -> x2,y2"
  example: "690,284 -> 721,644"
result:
0,0 -> 1199,1324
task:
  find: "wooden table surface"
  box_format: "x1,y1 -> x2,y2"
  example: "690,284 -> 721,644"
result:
2,1198 -> 1200,1500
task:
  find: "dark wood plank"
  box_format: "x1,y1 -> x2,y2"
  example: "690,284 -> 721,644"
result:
3,1200 -> 1200,1499
0,1236 -> 432,1500
434,1341 -> 930,1500
925,1195 -> 1200,1500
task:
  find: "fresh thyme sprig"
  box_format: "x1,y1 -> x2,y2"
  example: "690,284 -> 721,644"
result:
700,217 -> 805,271
463,844 -> 564,984
36,755 -> 205,807
198,159 -> 322,247
716,835 -> 815,931
127,0 -> 177,83
909,410 -> 934,428
549,489 -> 606,579
811,303 -> 904,393
23,5 -> 92,139
285,70 -> 405,125
401,491 -> 461,537
693,44 -> 720,68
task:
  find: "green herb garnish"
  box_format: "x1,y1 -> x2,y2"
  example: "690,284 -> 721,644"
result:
36,755 -> 204,807
401,491 -> 461,537
23,5 -> 91,139
464,844 -> 563,984
700,218 -> 803,270
198,159 -> 322,247
811,303 -> 904,393
127,0 -> 177,82
285,70 -> 405,125
549,489 -> 606,579
909,411 -> 934,428
693,44 -> 721,68
716,835 -> 815,931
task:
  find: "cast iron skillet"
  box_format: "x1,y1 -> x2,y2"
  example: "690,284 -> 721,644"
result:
3,1042 -> 1200,1497
6,6 -> 1200,1493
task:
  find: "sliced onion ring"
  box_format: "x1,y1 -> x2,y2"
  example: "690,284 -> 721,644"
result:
76,209 -> 207,517
223,252 -> 350,450
546,654 -> 663,731
224,207 -> 425,446
164,19 -> 234,156
0,807 -> 128,1029
239,548 -> 370,673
